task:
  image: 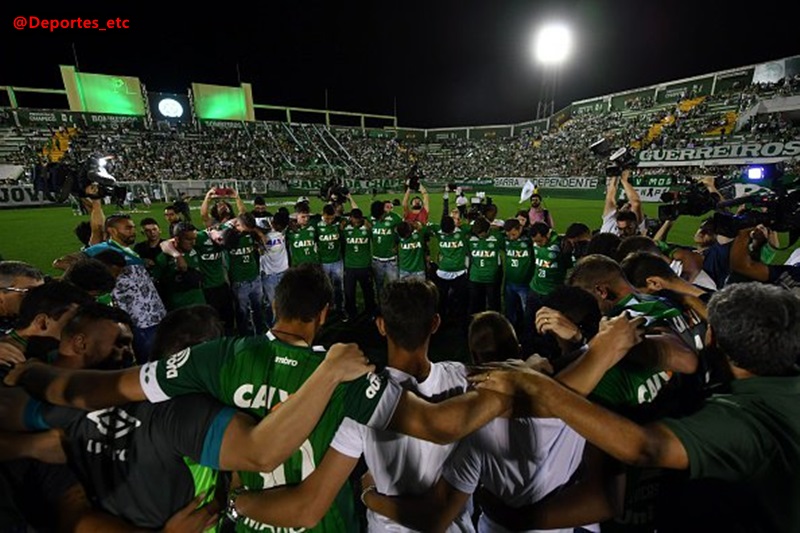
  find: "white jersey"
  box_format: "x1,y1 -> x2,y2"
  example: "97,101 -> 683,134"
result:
600,209 -> 646,236
331,361 -> 473,533
259,229 -> 289,275
442,417 -> 589,533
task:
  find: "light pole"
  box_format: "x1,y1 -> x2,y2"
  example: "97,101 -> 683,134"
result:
532,23 -> 572,120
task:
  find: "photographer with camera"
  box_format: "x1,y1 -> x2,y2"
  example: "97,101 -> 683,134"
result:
403,183 -> 430,225
200,187 -> 246,229
601,169 -> 644,237
327,186 -> 358,217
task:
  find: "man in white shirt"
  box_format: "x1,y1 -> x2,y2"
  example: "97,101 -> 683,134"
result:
259,211 -> 290,325
361,311 -> 588,533
600,170 -> 644,237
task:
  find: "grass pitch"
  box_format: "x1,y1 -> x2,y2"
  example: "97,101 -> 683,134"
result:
0,194 -> 795,274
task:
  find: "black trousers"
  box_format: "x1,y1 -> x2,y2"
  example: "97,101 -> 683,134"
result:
433,273 -> 469,324
345,267 -> 376,318
203,284 -> 236,335
468,281 -> 501,315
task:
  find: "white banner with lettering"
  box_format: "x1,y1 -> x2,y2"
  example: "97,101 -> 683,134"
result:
637,141 -> 800,167
493,177 -> 600,189
0,185 -> 53,207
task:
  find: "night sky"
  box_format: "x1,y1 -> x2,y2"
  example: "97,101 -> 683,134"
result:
3,1 -> 798,128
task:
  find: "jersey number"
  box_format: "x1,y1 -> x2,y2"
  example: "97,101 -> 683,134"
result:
259,438 -> 316,488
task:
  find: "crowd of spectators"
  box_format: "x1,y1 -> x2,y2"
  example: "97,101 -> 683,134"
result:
1,80 -> 799,186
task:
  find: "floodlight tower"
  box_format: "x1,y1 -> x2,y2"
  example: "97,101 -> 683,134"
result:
532,23 -> 572,120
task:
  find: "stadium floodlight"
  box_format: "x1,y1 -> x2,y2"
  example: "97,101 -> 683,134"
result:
158,98 -> 184,118
532,23 -> 572,65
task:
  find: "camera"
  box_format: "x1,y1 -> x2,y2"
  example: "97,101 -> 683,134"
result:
465,194 -> 493,221
713,189 -> 800,244
329,185 -> 349,203
406,164 -> 423,192
33,153 -> 126,203
589,138 -> 638,176
320,178 -> 349,204
606,147 -> 638,176
657,176 -> 718,222
213,187 -> 235,198
643,216 -> 663,238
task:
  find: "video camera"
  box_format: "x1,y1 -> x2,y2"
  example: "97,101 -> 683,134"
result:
589,138 -> 638,176
657,174 -> 719,222
321,178 -> 349,205
406,164 -> 423,192
711,165 -> 800,245
465,193 -> 493,221
33,152 -> 126,203
713,190 -> 800,241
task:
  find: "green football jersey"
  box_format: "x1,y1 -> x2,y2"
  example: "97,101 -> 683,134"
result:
397,228 -> 426,273
370,212 -> 402,259
591,293 -> 688,409
315,220 -> 343,265
428,224 -> 468,273
503,237 -> 533,285
195,230 -> 227,289
343,224 -> 372,269
287,225 -> 319,266
152,249 -> 206,311
227,233 -> 259,283
139,334 -> 401,532
468,234 -> 502,283
529,234 -> 569,296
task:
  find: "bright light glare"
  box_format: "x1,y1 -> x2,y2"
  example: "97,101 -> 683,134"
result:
533,24 -> 572,65
747,166 -> 765,181
158,98 -> 184,118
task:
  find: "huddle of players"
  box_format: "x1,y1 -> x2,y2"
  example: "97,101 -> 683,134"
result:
8,181 -> 792,532
225,193 -> 575,334
2,246 -> 729,533
5,185 -> 757,532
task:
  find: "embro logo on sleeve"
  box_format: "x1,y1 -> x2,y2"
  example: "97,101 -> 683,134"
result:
165,348 -> 191,379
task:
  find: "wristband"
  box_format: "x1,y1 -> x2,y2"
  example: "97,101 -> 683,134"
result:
360,484 -> 377,506
225,487 -> 247,523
